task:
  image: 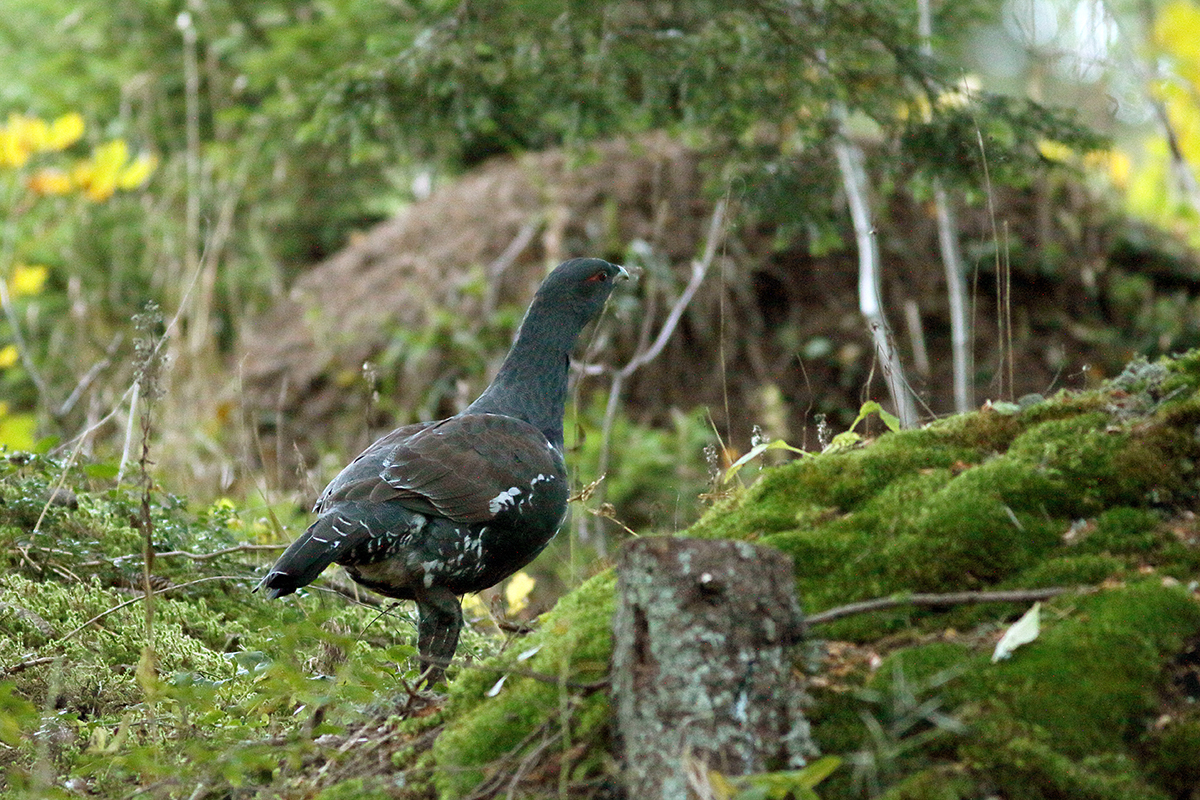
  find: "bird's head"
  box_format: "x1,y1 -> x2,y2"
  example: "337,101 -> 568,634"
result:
533,258 -> 629,323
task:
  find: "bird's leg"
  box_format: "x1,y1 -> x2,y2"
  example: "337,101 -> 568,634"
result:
415,584 -> 463,687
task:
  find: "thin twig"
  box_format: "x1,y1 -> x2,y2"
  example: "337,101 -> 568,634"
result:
831,97 -> 918,428
444,658 -> 608,693
484,218 -> 543,315
463,718 -> 559,800
0,269 -> 51,402
595,199 -> 727,480
506,728 -> 565,800
32,435 -> 87,535
56,333 -> 123,419
147,543 -> 287,561
806,586 -> 1095,626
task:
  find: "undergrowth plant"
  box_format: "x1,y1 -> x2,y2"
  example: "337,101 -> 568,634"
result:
0,112 -> 155,452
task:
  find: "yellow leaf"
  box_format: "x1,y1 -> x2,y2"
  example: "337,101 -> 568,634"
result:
461,593 -> 489,617
116,152 -> 157,189
1156,1 -> 1200,77
504,572 -> 536,614
14,114 -> 50,155
1084,150 -> 1131,189
27,168 -> 73,196
0,411 -> 36,451
9,264 -> 48,297
45,112 -> 84,151
937,75 -> 981,109
78,139 -> 129,201
0,345 -> 17,369
0,123 -> 31,168
1037,139 -> 1073,162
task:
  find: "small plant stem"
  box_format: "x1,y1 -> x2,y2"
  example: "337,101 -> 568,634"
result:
138,377 -> 158,736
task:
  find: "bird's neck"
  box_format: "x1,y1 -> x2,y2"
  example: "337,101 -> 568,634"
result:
465,300 -> 580,447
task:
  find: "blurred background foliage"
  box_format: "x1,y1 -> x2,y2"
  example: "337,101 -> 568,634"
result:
0,0 -> 1198,531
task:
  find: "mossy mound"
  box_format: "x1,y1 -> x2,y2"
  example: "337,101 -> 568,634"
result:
433,354 -> 1200,799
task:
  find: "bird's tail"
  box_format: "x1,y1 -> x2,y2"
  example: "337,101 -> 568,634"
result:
255,512 -> 369,598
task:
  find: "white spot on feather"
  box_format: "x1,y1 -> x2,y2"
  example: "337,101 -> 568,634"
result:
488,486 -> 523,514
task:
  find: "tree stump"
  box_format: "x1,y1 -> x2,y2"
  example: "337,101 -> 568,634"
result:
612,537 -> 816,800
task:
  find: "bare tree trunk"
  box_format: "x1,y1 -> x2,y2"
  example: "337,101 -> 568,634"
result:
832,128 -> 919,427
935,185 -> 973,413
919,0 -> 974,413
612,537 -> 816,800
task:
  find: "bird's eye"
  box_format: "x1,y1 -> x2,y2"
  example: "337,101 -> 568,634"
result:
587,271 -> 608,283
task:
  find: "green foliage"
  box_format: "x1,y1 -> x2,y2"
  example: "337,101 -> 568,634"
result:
0,450 -> 453,796
570,400 -> 714,533
901,93 -> 1108,192
722,755 -> 843,800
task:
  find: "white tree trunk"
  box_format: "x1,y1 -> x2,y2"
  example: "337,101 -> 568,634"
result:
832,129 -> 919,428
919,0 -> 974,414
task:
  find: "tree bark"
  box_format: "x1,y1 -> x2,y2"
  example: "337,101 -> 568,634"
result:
612,537 -> 816,800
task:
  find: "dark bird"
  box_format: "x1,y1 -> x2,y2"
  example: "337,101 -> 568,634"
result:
258,257 -> 627,683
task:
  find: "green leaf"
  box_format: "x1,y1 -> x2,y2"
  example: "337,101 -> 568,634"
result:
849,401 -> 900,435
723,439 -> 808,484
732,756 -> 843,799
84,462 -> 121,479
32,435 -> 60,454
0,411 -> 36,451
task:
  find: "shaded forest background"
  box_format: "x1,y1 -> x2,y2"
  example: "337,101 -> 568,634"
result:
3,0 -> 1200,798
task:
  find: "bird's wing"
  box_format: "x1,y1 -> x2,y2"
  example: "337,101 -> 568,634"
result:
312,420 -> 436,513
317,413 -> 565,524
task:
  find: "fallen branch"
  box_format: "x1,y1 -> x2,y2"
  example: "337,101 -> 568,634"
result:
441,657 -> 608,693
806,586 -> 1095,627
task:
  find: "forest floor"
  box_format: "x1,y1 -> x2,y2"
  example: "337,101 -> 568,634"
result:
3,348 -> 1200,799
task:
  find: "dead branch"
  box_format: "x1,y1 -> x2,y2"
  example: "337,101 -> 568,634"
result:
149,543 -> 286,561
806,586 -> 1096,626
595,198 -> 728,481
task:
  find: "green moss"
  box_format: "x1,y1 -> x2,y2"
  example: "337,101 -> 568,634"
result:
872,643 -> 972,692
977,583 -> 1200,758
1087,507 -> 1161,553
1160,348 -> 1200,398
314,778 -> 394,800
1141,714 -> 1200,797
1009,553 -> 1127,587
963,723 -> 1170,800
433,571 -> 617,799
879,766 -> 976,800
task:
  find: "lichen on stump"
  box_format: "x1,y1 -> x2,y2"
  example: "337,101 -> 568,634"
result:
612,537 -> 816,799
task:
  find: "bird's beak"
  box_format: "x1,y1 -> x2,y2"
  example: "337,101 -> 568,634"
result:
615,264 -> 632,281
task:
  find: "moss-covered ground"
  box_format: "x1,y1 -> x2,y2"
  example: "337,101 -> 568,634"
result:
3,352 -> 1200,798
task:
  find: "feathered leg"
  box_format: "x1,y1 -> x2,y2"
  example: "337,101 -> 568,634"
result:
415,584 -> 463,687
